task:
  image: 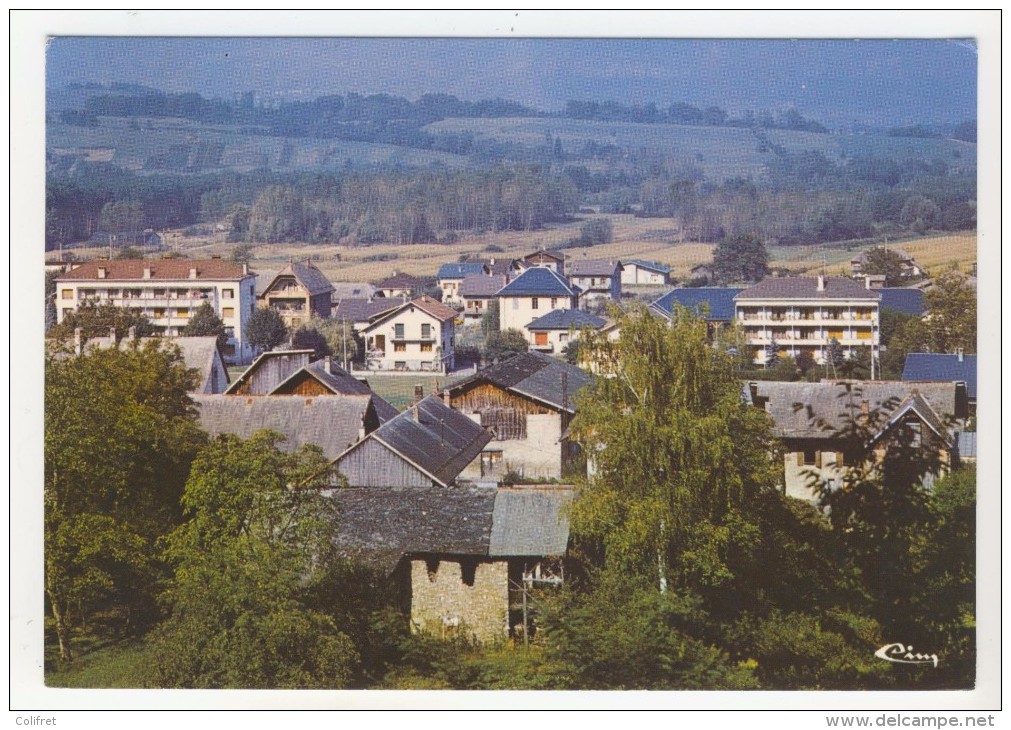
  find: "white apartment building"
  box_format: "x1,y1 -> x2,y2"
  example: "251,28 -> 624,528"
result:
734,276 -> 880,367
55,258 -> 257,363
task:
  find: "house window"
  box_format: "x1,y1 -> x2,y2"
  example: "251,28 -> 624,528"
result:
177,308 -> 189,318
395,361 -> 406,371
534,332 -> 548,346
532,297 -> 539,310
512,298 -> 519,310
907,422 -> 922,448
394,342 -> 406,352
394,323 -> 405,339
61,289 -> 73,299
420,343 -> 433,352
222,288 -> 234,299
551,297 -> 558,308
222,307 -> 235,319
799,449 -> 821,467
559,332 -> 569,343
421,323 -> 431,338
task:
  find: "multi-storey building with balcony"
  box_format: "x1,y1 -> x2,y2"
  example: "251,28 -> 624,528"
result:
257,259 -> 334,327
55,258 -> 257,363
734,276 -> 880,367
496,267 -> 580,345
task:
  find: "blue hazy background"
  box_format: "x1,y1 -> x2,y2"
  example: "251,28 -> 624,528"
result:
47,38 -> 977,128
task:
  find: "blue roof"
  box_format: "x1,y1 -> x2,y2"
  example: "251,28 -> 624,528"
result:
527,309 -> 606,330
438,262 -> 487,279
878,288 -> 925,316
902,353 -> 977,400
652,287 -> 744,322
626,259 -> 671,274
497,267 -> 578,297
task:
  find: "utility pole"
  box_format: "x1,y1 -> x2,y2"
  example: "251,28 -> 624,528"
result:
521,573 -> 529,649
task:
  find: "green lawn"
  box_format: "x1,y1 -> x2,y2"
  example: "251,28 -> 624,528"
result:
45,634 -> 154,688
359,370 -> 476,410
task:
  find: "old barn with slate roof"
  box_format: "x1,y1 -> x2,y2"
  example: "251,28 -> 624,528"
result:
193,393 -> 376,461
330,395 -> 492,488
224,350 -> 314,395
329,485 -> 572,642
747,380 -> 958,501
444,352 -> 593,481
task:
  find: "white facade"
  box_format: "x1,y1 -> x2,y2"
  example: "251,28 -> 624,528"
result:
499,294 -> 576,338
621,263 -> 669,286
55,260 -> 256,363
736,296 -> 879,366
567,273 -> 621,303
362,301 -> 456,372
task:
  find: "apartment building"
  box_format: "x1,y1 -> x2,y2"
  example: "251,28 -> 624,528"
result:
734,276 -> 879,367
55,258 -> 257,363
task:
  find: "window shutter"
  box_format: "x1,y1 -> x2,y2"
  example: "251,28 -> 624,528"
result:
815,451 -> 822,468
796,452 -> 804,467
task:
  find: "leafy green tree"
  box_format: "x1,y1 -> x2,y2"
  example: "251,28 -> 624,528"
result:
49,302 -> 156,343
291,324 -> 332,361
711,233 -> 769,284
245,306 -> 289,352
923,270 -> 976,354
570,305 -> 780,585
181,301 -> 228,351
483,328 -> 528,362
230,242 -> 255,263
304,316 -> 363,367
45,342 -> 205,660
99,200 -> 144,234
114,246 -> 145,260
861,247 -> 906,286
149,432 -> 358,688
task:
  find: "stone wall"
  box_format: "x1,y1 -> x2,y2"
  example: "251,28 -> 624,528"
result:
409,558 -> 510,643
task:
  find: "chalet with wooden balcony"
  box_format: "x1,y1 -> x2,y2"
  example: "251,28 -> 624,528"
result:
257,259 -> 334,327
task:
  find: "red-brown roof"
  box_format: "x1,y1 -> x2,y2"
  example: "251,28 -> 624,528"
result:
412,295 -> 459,322
57,259 -> 250,282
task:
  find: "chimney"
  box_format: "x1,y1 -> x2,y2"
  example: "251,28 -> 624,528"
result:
143,266 -> 152,279
442,388 -> 450,406
411,405 -> 420,422
324,356 -> 332,375
242,262 -> 248,276
97,267 -> 107,279
490,257 -> 496,266
74,327 -> 82,356
956,348 -> 964,363
817,275 -> 826,292
189,267 -> 198,280
414,384 -> 424,403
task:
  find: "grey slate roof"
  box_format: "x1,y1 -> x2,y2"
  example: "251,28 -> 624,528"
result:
497,267 -> 578,297
489,488 -> 573,557
567,260 -> 622,277
878,288 -> 925,316
193,394 -> 371,460
447,351 -> 593,413
377,272 -> 422,290
902,353 -> 977,400
438,262 -> 488,279
869,392 -> 953,449
365,395 -> 493,487
748,380 -> 958,440
470,258 -> 518,277
255,269 -> 278,297
736,277 -> 880,300
652,287 -> 744,322
331,282 -> 378,301
460,274 -> 507,297
332,297 -> 402,324
289,261 -> 334,295
329,485 -> 573,572
266,360 -> 400,422
172,336 -> 229,393
526,309 -> 606,331
329,487 -> 496,571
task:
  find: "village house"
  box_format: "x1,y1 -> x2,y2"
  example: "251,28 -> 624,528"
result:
466,257 -> 521,280
329,395 -> 492,488
622,259 -> 672,286
437,262 -> 488,307
747,380 -> 960,502
330,484 -> 572,643
734,276 -> 880,367
566,260 -> 623,305
459,274 -> 507,323
851,247 -> 923,279
687,263 -> 714,285
524,309 -> 606,355
257,259 -> 334,327
224,349 -> 313,394
519,249 -> 565,275
496,267 -> 580,344
444,352 -> 594,482
332,297 -> 403,334
55,258 -> 258,363
376,271 -> 423,299
360,295 -> 458,372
